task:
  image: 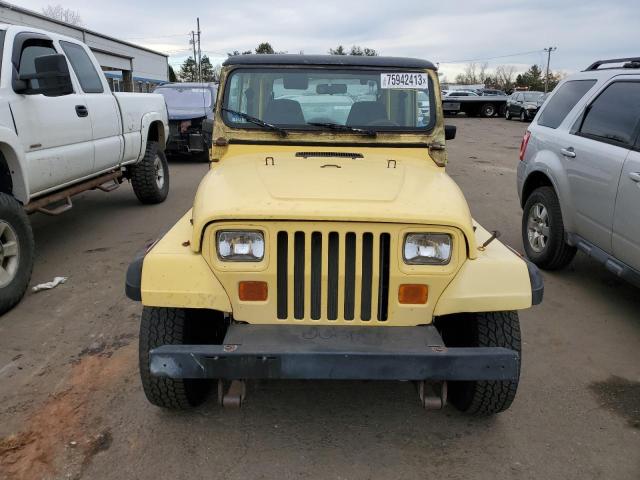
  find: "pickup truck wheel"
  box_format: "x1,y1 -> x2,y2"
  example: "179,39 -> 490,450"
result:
480,103 -> 496,117
130,141 -> 169,204
522,186 -> 576,270
0,193 -> 34,315
439,311 -> 521,416
139,307 -> 214,409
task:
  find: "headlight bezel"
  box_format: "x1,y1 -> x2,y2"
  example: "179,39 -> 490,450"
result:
402,232 -> 453,266
216,229 -> 265,262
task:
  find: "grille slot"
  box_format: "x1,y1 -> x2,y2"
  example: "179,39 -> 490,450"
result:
276,229 -> 391,322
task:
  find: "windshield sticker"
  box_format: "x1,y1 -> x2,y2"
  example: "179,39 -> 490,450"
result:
381,73 -> 428,89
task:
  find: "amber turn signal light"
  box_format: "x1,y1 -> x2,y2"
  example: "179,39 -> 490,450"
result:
238,281 -> 268,301
398,284 -> 429,304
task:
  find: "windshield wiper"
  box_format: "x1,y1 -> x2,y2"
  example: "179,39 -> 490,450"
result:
307,122 -> 377,137
222,108 -> 288,137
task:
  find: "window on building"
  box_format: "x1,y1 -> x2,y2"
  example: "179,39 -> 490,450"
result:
59,41 -> 104,93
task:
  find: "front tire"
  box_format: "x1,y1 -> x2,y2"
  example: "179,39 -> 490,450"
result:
439,311 -> 521,416
0,193 -> 34,315
129,141 -> 169,204
522,186 -> 576,270
139,307 -> 219,409
505,108 -> 512,120
519,109 -> 527,122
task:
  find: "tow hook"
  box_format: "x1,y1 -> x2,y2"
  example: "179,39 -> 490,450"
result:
218,379 -> 246,408
416,381 -> 447,410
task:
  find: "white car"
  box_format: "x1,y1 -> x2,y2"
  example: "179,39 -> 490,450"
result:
0,24 -> 170,313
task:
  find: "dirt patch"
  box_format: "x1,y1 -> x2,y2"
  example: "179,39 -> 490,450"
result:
589,375 -> 640,429
0,344 -> 134,480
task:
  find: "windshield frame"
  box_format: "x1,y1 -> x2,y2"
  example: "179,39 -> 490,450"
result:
220,65 -> 437,135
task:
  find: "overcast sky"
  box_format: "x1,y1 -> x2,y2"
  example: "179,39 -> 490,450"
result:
15,0 -> 640,80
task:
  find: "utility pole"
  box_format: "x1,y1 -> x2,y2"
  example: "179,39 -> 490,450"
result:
544,46 -> 557,93
196,18 -> 202,83
190,31 -> 197,82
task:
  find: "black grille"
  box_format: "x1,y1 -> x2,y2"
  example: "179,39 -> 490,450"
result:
276,230 -> 391,321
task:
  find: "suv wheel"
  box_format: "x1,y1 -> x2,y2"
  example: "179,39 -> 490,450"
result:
505,108 -> 511,120
130,141 -> 170,204
519,110 -> 527,122
522,186 -> 576,270
0,193 -> 34,314
439,311 -> 521,416
139,307 -> 226,409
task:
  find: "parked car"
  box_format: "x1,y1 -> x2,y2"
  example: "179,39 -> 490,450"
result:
505,91 -> 545,121
127,54 -> 543,416
478,88 -> 506,96
0,24 -> 170,313
154,82 -> 217,161
518,57 -> 640,286
443,89 -> 508,117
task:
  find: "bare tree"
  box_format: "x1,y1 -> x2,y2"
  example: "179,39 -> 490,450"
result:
42,4 -> 83,25
495,65 -> 517,91
478,62 -> 489,83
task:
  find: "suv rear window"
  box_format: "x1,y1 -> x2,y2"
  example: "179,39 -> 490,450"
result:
578,81 -> 640,147
538,80 -> 596,128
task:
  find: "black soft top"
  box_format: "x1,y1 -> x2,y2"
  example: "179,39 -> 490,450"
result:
223,54 -> 436,70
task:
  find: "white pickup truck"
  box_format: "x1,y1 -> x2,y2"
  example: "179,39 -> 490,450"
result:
0,24 -> 170,314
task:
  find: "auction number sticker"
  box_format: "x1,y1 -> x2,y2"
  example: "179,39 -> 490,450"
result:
381,73 -> 428,89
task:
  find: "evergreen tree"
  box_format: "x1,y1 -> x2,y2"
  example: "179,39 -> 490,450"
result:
178,57 -> 198,82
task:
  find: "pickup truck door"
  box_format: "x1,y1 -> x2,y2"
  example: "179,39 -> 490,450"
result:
9,34 -> 94,196
59,40 -> 122,172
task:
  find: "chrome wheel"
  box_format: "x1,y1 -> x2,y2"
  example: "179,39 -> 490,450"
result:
527,203 -> 550,253
154,155 -> 165,189
0,221 -> 20,288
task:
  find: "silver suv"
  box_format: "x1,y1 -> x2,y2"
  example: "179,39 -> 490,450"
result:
517,57 -> 640,286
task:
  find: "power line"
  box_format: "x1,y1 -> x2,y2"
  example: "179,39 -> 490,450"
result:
122,33 -> 190,41
439,49 -> 546,64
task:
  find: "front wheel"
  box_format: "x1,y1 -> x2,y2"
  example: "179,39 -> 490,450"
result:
505,108 -> 512,120
0,193 -> 34,315
522,186 -> 576,269
129,141 -> 169,204
139,307 -> 219,409
439,311 -> 521,416
519,109 -> 527,122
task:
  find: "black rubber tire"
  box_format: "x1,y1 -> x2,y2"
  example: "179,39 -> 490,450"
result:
522,186 -> 577,270
129,141 -> 169,204
439,311 -> 521,416
519,109 -> 527,122
0,193 -> 34,315
505,108 -> 511,120
480,103 -> 496,118
139,307 -> 220,409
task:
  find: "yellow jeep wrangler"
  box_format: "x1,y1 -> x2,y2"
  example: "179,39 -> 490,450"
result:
126,55 -> 543,415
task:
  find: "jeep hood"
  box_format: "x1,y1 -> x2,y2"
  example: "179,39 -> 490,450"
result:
191,147 -> 475,252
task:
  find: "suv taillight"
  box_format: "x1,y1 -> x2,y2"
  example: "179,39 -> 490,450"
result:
519,131 -> 531,161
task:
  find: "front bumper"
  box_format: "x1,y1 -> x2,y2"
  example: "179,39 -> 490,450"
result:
149,324 -> 520,381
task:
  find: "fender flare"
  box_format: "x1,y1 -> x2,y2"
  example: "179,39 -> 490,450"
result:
0,127 -> 29,203
139,112 -> 168,160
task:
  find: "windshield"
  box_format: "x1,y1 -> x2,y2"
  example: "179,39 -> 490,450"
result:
155,87 -> 213,109
222,67 -> 435,131
523,92 -> 544,101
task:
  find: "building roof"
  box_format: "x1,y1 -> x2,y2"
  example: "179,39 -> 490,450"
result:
223,54 -> 437,70
0,1 -> 168,57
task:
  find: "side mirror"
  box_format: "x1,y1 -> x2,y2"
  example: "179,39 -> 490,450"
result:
17,54 -> 73,97
445,124 -> 456,140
